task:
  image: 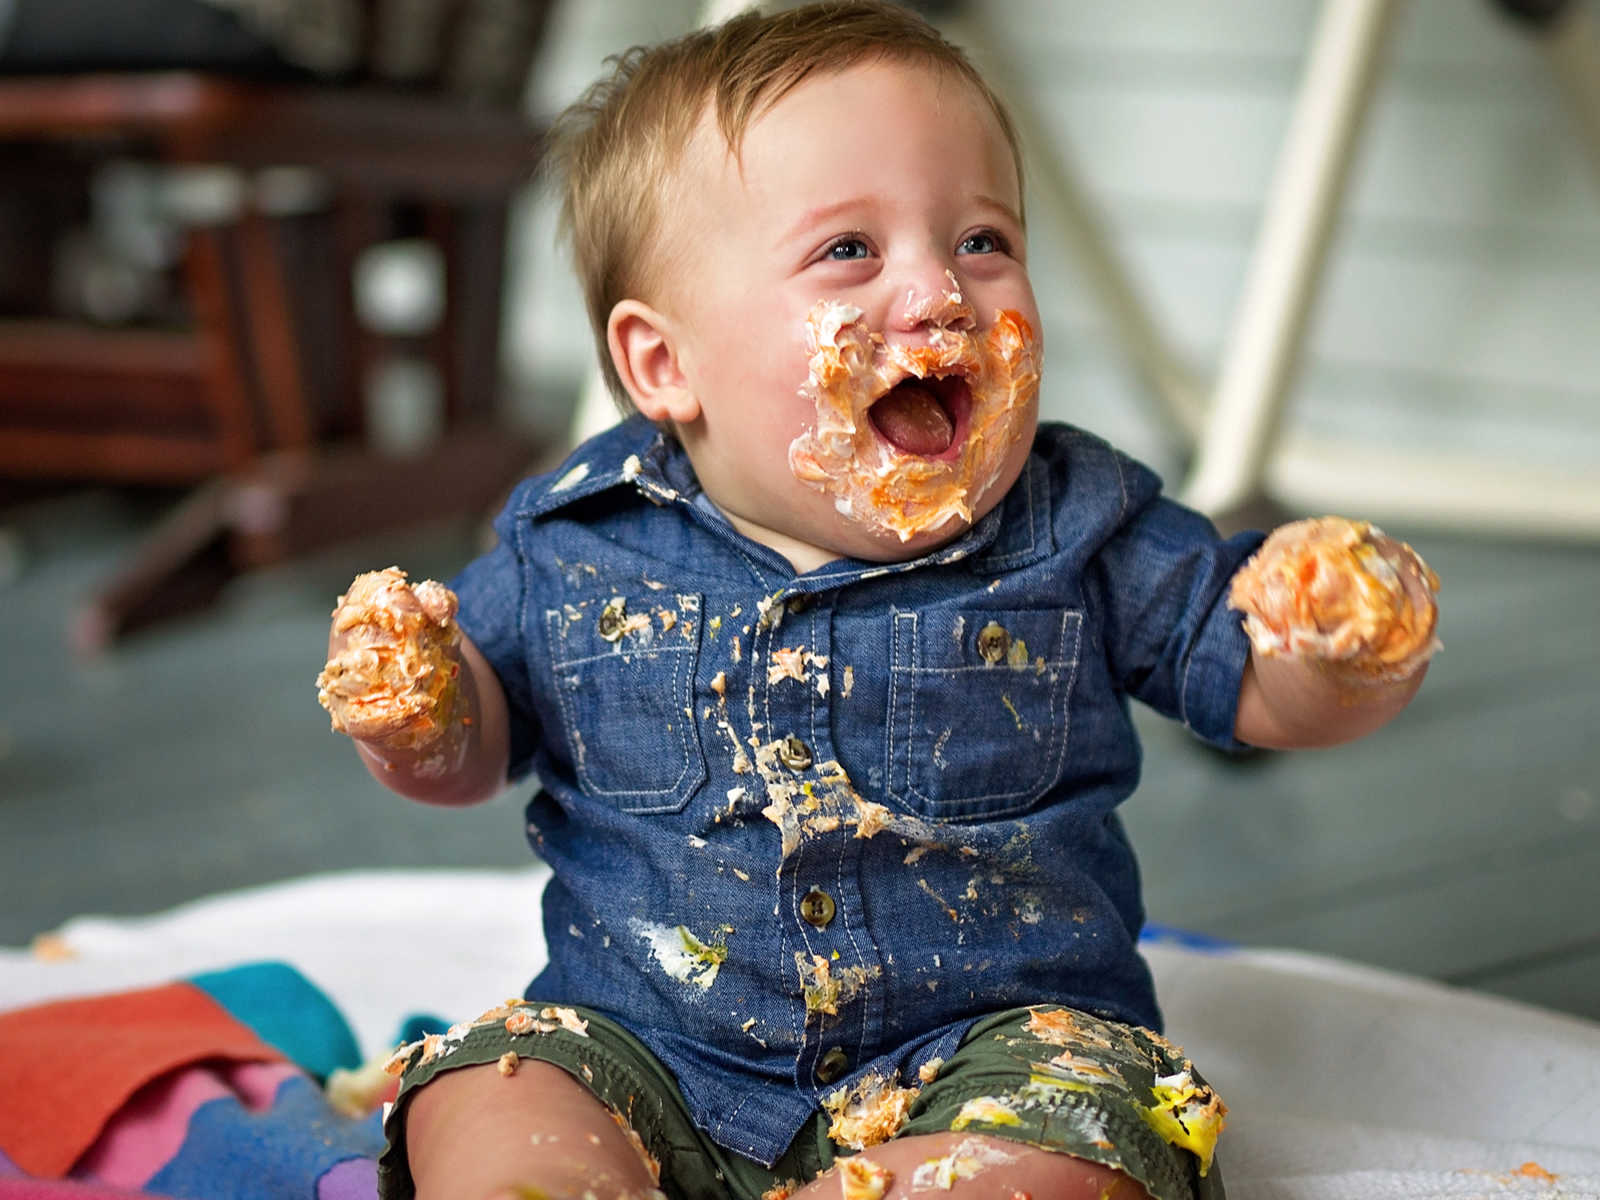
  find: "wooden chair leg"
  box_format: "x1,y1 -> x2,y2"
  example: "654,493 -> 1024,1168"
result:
334,193 -> 388,438
452,199 -> 510,424
71,480 -> 235,652
423,203 -> 462,422
237,207 -> 314,451
182,224 -> 260,470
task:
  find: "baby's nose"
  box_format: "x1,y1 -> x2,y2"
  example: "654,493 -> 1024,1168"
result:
893,266 -> 976,335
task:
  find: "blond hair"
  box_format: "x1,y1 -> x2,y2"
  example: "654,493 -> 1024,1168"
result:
546,0 -> 1024,407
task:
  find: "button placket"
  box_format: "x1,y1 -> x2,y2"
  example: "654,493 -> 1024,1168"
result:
763,590 -> 880,1085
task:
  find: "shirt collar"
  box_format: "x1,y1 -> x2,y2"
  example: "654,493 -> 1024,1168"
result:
516,415 -> 677,517
518,415 -> 1054,583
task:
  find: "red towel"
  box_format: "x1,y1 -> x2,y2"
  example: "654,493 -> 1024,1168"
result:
0,983 -> 282,1178
0,1183 -> 156,1198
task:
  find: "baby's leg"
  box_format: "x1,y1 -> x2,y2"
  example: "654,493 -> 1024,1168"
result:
807,1006 -> 1226,1200
406,1058 -> 660,1200
792,1131 -> 1152,1199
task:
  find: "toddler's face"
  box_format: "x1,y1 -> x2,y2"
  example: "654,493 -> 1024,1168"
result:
641,57 -> 1040,570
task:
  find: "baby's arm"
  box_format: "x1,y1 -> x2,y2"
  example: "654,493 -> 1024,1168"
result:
1230,517 -> 1439,749
315,567 -> 510,804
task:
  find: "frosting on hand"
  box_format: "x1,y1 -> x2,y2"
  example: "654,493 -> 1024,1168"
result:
316,567 -> 462,748
1229,516 -> 1440,683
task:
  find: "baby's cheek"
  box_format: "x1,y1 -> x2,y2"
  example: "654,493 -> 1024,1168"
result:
973,419 -> 1036,511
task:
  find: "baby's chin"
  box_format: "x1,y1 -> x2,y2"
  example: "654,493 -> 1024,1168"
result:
799,476 -> 1015,567
828,512 -> 971,564
718,447 -> 1026,573
723,496 -> 952,575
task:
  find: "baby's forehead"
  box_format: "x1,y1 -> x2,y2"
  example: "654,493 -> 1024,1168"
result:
712,63 -> 1016,184
641,58 -> 1017,261
706,56 -> 974,144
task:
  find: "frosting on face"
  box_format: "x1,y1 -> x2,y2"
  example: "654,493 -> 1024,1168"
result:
788,283 -> 1041,542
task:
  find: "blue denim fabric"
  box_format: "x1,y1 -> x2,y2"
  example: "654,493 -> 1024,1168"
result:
450,415 -> 1263,1166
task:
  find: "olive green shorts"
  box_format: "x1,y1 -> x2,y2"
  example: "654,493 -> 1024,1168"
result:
378,1001 -> 1226,1200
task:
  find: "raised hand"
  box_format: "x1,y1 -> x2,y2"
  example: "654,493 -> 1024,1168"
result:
1229,516 -> 1440,685
316,567 -> 463,752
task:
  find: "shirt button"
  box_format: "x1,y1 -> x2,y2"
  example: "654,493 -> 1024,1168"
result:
786,593 -> 812,615
816,1047 -> 851,1084
800,889 -> 836,928
776,735 -> 813,771
977,620 -> 1011,663
598,598 -> 628,642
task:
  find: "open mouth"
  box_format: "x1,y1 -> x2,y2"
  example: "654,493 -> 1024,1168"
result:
867,374 -> 972,459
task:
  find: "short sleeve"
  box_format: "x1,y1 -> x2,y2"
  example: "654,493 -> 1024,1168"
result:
450,499 -> 541,782
1090,455 -> 1264,750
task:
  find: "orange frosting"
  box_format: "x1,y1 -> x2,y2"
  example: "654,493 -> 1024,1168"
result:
788,293 -> 1041,541
315,566 -> 461,748
1229,517 -> 1440,680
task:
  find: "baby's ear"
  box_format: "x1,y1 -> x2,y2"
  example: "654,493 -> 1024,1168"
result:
607,300 -> 700,425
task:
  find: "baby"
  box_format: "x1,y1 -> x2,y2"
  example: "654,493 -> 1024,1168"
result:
316,4 -> 1439,1199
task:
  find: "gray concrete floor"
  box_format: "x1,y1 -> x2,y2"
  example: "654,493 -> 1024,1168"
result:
2,485 -> 1597,1023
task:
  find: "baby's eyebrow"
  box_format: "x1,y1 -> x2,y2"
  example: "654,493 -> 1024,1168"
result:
971,194 -> 1023,228
777,197 -> 869,249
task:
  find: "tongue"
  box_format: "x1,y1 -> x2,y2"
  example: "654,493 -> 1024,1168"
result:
870,382 -> 955,456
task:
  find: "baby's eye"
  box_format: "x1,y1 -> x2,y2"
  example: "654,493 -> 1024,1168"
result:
957,230 -> 1008,256
821,235 -> 872,262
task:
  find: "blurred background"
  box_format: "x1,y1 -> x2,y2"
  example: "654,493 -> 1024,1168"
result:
2,0 -> 1598,1023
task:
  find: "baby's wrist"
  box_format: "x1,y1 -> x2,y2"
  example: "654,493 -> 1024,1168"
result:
354,707 -> 473,780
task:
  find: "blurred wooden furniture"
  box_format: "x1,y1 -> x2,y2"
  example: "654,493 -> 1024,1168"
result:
0,67 -> 548,646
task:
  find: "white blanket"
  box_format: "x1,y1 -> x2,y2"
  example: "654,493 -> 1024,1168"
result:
3,866 -> 1597,1198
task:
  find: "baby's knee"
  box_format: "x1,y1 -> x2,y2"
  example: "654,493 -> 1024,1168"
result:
809,1133 -> 1155,1200
404,1059 -> 660,1200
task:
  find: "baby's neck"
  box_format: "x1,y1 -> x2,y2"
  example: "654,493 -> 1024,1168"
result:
721,510 -> 839,575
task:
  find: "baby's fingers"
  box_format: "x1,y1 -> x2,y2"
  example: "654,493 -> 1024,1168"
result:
317,567 -> 461,748
1368,531 -> 1439,619
1358,531 -> 1441,678
1230,516 -> 1440,682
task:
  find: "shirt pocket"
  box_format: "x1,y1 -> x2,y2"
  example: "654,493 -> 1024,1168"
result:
546,592 -> 707,814
886,606 -> 1082,820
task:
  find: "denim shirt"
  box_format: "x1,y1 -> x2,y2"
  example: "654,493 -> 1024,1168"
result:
451,415 -> 1262,1165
